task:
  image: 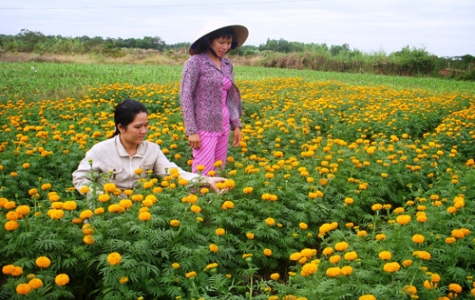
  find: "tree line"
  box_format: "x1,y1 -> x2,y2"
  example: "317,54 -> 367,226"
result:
1,29 -> 474,80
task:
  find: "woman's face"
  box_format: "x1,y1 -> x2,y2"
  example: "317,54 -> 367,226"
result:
209,36 -> 233,57
118,112 -> 148,146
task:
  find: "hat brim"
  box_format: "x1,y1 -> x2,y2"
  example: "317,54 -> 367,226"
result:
189,24 -> 249,55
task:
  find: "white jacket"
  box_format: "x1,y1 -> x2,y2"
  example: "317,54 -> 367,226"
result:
72,135 -> 199,192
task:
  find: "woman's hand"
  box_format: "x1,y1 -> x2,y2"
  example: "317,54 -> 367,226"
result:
204,176 -> 227,193
232,127 -> 242,147
188,134 -> 201,150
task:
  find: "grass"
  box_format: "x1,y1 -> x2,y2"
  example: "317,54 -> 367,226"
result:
1,62 -> 475,102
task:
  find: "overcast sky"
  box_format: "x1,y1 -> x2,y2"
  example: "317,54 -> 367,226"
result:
1,0 -> 474,57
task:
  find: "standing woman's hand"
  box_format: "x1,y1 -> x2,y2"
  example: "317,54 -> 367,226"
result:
232,127 -> 242,147
188,134 -> 201,150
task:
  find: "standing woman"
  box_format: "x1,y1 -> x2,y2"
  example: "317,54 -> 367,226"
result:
180,20 -> 248,176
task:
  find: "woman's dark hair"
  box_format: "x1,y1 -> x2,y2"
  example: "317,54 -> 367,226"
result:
112,99 -> 148,137
194,26 -> 237,54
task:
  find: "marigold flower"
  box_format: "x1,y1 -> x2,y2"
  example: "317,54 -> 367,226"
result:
344,197 -> 354,204
270,273 -> 280,280
341,266 -> 353,276
185,271 -> 197,278
451,229 -> 465,239
412,234 -> 425,244
413,250 -> 431,260
371,204 -> 383,211
359,295 -> 376,300
357,230 -> 367,237
299,222 -> 308,230
205,262 -> 218,270
326,267 -> 341,277
446,237 -> 456,244
6,211 -> 19,221
172,262 -> 180,269
246,232 -> 255,240
290,252 -> 303,261
83,235 -> 96,245
335,241 -> 349,251
107,252 -> 122,266
402,260 -> 413,267
396,215 -> 411,225
329,255 -> 341,264
119,199 -> 133,209
209,244 -> 219,253
82,224 -> 95,235
98,193 -> 110,202
79,209 -> 93,219
265,217 -> 276,226
402,285 -> 417,295
16,283 -> 32,295
79,186 -> 90,194
263,248 -> 273,257
11,266 -> 23,277
41,183 -> 52,191
216,228 -> 226,236
15,205 -> 31,216
119,276 -> 128,284
221,200 -> 234,210
300,248 -> 316,258
170,219 -> 180,227
378,251 -> 392,260
448,283 -> 462,293
138,211 -> 151,221
424,280 -> 437,289
94,207 -> 104,215
36,256 -> 51,268
2,264 -> 15,275
322,247 -> 334,256
301,263 -> 318,276
344,251 -> 358,261
383,262 -> 400,273
243,187 -> 254,194
63,200 -> 77,211
28,278 -> 43,289
54,274 -> 70,286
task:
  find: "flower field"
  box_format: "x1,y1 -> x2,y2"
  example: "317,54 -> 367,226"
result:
1,65 -> 475,299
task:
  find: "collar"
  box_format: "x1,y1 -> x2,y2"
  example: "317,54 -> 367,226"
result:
114,135 -> 145,157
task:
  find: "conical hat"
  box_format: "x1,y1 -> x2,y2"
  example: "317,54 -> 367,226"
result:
189,20 -> 249,55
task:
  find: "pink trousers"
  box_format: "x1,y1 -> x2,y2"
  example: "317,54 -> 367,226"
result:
192,131 -> 229,176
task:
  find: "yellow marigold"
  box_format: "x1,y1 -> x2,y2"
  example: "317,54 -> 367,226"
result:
63,201 -> 77,211
83,235 -> 96,245
301,263 -> 318,276
396,215 -> 411,225
36,256 -> 51,268
290,252 -> 303,261
6,211 -> 19,221
216,228 -> 226,236
4,220 -> 18,231
54,274 -> 70,286
344,251 -> 358,261
209,244 -> 219,253
172,262 -> 180,269
41,183 -> 52,191
359,295 -> 376,300
138,211 -> 151,221
108,204 -> 124,213
265,217 -> 276,226
246,232 -> 255,240
49,209 -> 65,220
15,205 -> 31,216
371,203 -> 383,211
11,266 -> 23,277
205,262 -> 218,270
383,262 -> 401,273
98,193 -> 110,203
170,219 -> 180,227
131,194 -> 144,202
378,251 -> 392,260
300,248 -> 316,258
344,197 -> 354,205
375,233 -> 386,241
119,199 -> 133,209
326,267 -> 341,277
2,264 -> 15,275
446,237 -> 456,244
16,283 -> 32,295
413,250 -> 431,260
28,278 -> 43,289
107,252 -> 122,266
270,273 -> 280,280
185,271 -> 197,278
357,230 -> 367,237
103,183 -> 117,193
221,200 -> 234,210
243,187 -> 254,194
119,276 -> 128,284
48,192 -> 60,202
431,273 -> 441,282
402,285 -> 417,295
424,280 -> 437,290
79,186 -> 90,194
94,207 -> 104,215
329,255 -> 341,264
341,265 -> 353,276
322,247 -> 334,256
448,283 -> 462,293
451,229 -> 465,239
412,234 -> 425,244
79,209 -> 93,220
335,241 -> 349,251
402,260 -> 413,267
263,248 -> 273,257
299,222 -> 308,230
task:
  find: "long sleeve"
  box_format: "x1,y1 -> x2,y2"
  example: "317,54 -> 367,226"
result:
180,57 -> 200,135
